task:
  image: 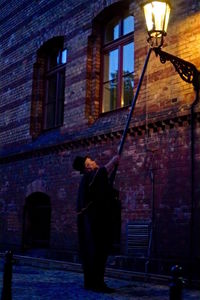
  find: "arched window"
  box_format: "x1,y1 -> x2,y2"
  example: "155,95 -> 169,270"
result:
31,37 -> 67,137
102,13 -> 134,113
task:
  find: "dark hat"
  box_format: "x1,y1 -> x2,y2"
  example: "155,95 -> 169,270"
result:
73,156 -> 87,173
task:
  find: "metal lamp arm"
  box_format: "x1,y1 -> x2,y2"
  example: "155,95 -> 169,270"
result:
154,47 -> 200,90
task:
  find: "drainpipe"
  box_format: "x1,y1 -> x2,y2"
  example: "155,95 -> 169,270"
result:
145,166 -> 155,275
190,79 -> 199,280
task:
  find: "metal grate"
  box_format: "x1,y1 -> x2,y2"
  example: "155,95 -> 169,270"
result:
127,222 -> 151,257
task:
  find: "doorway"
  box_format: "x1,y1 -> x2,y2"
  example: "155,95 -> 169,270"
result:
22,192 -> 51,249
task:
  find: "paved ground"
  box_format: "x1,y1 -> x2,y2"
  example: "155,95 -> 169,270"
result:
0,260 -> 200,299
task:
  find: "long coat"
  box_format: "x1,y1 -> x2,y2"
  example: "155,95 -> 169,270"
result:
76,167 -> 113,285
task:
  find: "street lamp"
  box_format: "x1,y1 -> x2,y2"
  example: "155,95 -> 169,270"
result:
143,0 -> 199,90
143,0 -> 171,48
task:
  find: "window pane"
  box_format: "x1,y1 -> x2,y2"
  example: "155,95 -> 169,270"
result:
123,15 -> 134,35
122,42 -> 134,107
104,49 -> 118,82
46,103 -> 56,128
45,74 -> 57,129
48,49 -> 67,69
57,71 -> 65,125
123,42 -> 134,75
47,74 -> 57,103
122,73 -> 134,107
48,50 -> 60,69
61,49 -> 67,64
103,80 -> 118,112
105,17 -> 120,43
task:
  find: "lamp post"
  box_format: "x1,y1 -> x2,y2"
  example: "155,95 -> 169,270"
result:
142,0 -> 199,279
113,6 -> 198,273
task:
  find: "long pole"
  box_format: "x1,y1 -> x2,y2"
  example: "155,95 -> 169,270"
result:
118,47 -> 152,155
110,48 -> 152,184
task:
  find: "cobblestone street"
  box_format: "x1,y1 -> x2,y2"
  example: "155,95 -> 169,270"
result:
0,258 -> 200,300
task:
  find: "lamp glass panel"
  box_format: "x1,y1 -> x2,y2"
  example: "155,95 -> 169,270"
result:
164,4 -> 170,32
143,1 -> 170,35
143,3 -> 154,32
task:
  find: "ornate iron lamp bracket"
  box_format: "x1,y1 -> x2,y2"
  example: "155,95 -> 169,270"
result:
154,47 -> 200,91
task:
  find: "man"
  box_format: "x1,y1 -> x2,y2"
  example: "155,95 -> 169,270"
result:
73,154 -> 119,293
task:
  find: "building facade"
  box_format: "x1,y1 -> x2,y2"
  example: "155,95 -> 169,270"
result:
0,0 -> 200,281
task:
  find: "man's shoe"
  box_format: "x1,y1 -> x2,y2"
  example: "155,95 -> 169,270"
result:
92,283 -> 115,293
84,283 -> 94,290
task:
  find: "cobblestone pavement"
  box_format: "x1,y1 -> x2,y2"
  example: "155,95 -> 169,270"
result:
1,262 -> 200,300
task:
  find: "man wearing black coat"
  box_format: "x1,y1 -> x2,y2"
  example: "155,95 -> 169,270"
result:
73,155 -> 119,293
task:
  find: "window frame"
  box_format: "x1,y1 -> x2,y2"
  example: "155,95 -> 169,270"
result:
43,48 -> 67,130
101,15 -> 134,113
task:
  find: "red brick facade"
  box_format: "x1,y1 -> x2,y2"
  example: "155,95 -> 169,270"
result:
0,0 -> 200,280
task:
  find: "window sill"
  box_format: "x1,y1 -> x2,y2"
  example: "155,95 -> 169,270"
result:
99,104 -> 131,118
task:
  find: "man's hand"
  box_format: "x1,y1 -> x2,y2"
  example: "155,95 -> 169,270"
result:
111,154 -> 120,166
105,154 -> 120,174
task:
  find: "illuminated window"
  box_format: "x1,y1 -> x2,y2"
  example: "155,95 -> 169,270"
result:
102,14 -> 134,112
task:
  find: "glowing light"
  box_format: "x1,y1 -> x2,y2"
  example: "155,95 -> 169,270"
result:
143,1 -> 171,47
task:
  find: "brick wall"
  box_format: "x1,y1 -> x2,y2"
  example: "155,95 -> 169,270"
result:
0,0 -> 200,277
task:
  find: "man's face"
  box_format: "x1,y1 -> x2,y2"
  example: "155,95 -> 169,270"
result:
84,157 -> 99,172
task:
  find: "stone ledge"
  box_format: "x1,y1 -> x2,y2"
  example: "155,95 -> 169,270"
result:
1,111 -> 199,164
